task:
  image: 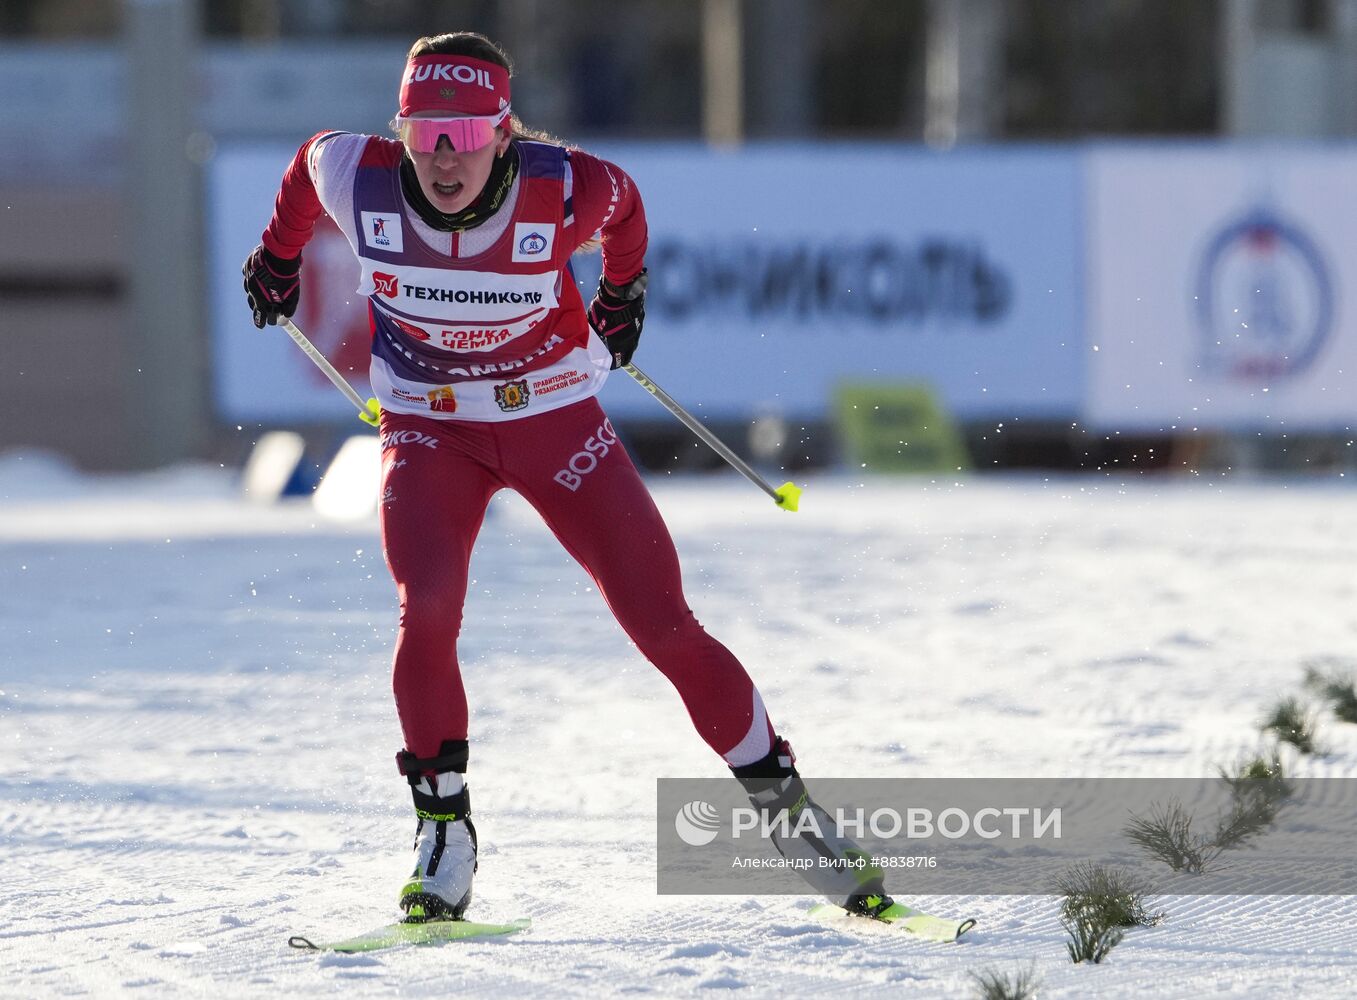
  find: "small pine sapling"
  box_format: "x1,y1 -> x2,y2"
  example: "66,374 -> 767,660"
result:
1055,862 -> 1163,928
1062,911 -> 1125,964
1213,751 -> 1293,849
1125,800 -> 1220,874
1303,665 -> 1357,725
970,965 -> 1041,1000
1259,697 -> 1323,755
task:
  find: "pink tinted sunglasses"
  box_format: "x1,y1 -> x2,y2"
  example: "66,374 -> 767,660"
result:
394,109 -> 509,154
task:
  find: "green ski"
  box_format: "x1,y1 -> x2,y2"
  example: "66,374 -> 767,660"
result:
289,917 -> 530,953
809,901 -> 975,942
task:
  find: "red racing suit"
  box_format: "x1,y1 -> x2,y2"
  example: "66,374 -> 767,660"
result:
261,132 -> 775,765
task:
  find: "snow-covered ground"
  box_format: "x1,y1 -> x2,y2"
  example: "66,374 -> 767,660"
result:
3,450 -> 1356,998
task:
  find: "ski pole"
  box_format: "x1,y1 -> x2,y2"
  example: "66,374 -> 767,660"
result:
277,317 -> 381,427
623,363 -> 802,512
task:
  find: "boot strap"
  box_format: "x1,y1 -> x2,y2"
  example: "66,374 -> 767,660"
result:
745,772 -> 809,814
731,736 -> 804,812
396,739 -> 469,785
412,785 -> 471,822
729,735 -> 796,780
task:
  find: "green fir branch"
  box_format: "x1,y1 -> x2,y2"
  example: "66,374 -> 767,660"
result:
1213,751 -> 1293,849
1303,664 -> 1357,725
1260,697 -> 1323,755
1062,911 -> 1125,964
969,964 -> 1041,1000
1124,800 -> 1221,874
1055,862 -> 1163,928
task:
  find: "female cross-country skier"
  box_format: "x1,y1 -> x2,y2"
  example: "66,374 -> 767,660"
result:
243,31 -> 900,925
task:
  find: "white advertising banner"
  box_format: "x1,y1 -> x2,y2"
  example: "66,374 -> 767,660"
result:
208,143 -> 1084,424
1085,146 -> 1357,431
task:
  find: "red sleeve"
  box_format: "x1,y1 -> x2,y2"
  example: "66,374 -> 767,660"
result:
260,132 -> 330,260
567,150 -> 648,285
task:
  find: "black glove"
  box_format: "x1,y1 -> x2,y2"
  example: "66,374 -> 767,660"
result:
587,268 -> 647,369
242,244 -> 302,329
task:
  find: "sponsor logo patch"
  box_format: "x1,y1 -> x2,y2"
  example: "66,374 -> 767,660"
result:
373,271 -> 400,298
392,317 -> 431,341
494,379 -> 530,412
512,223 -> 555,262
426,386 -> 457,413
362,212 -> 404,253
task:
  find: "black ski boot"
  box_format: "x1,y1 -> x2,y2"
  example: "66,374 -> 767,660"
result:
730,735 -> 890,911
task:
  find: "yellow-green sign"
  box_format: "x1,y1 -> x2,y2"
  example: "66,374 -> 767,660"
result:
834,383 -> 970,473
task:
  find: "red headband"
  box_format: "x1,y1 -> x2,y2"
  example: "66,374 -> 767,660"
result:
399,54 -> 511,117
